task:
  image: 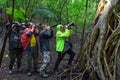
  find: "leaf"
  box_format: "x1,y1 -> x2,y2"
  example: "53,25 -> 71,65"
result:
6,7 -> 12,14
0,0 -> 7,7
6,7 -> 27,21
19,7 -> 25,14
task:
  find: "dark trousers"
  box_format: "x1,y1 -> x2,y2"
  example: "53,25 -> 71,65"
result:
54,49 -> 75,71
26,46 -> 38,72
9,48 -> 23,70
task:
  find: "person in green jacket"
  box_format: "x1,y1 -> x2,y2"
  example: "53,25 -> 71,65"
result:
53,24 -> 75,72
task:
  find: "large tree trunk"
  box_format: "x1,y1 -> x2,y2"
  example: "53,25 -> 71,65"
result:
0,0 -> 15,67
77,0 -> 120,80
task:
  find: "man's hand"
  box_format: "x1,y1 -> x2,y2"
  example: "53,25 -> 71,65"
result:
46,26 -> 50,30
31,24 -> 35,32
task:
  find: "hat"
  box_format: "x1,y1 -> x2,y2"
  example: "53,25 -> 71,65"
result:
12,23 -> 20,27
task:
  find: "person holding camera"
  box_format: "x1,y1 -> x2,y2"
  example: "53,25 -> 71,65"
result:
53,24 -> 75,72
20,22 -> 39,76
39,24 -> 53,78
8,23 -> 23,75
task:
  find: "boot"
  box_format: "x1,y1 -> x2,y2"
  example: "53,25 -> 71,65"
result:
27,69 -> 32,77
27,71 -> 32,77
40,71 -> 48,78
8,70 -> 13,75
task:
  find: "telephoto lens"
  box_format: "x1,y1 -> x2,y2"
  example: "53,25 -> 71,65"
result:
67,22 -> 75,29
51,23 -> 58,28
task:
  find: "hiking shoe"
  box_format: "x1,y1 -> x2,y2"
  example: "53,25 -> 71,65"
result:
8,70 -> 13,75
45,69 -> 51,73
40,71 -> 48,78
27,72 -> 32,77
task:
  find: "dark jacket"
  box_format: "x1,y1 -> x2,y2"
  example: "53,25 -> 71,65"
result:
39,30 -> 53,52
63,40 -> 73,53
9,29 -> 22,50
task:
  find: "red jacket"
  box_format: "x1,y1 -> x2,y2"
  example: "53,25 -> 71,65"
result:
20,27 -> 39,51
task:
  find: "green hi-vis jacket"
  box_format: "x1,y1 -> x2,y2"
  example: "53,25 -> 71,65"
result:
56,25 -> 73,52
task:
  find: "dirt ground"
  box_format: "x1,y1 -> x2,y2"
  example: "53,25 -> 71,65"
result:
0,43 -> 78,80
0,48 -> 77,80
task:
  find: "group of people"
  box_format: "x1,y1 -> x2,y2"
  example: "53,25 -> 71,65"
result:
8,21 -> 76,78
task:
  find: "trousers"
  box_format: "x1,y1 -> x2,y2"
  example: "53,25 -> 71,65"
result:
54,49 -> 75,71
40,51 -> 51,72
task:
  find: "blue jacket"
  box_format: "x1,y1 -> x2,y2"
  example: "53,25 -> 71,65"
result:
39,30 -> 53,52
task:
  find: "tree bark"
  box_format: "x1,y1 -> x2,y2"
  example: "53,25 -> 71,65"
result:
77,0 -> 120,80
0,0 -> 15,67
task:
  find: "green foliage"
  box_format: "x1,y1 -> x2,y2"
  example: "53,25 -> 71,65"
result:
70,0 -> 97,29
0,0 -> 7,8
2,0 -> 98,31
6,7 -> 27,21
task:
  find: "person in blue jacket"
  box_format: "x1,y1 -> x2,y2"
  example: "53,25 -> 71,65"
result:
39,24 -> 53,78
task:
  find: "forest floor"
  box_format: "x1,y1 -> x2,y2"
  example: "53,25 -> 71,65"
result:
0,38 -> 78,80
0,53 -> 67,80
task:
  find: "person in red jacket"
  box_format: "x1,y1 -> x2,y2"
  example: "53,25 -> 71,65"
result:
21,22 -> 39,76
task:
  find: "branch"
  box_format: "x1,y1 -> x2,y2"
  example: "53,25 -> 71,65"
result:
105,26 -> 120,49
113,38 -> 120,80
0,0 -> 15,67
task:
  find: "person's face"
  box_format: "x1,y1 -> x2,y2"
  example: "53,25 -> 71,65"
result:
60,26 -> 65,32
13,26 -> 19,32
43,26 -> 47,30
29,23 -> 33,28
70,26 -> 74,29
20,26 -> 25,30
29,25 -> 32,28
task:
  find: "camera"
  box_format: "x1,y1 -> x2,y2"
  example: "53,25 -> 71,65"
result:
66,22 -> 75,29
50,22 -> 74,29
50,23 -> 58,28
